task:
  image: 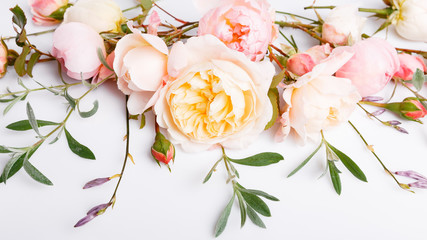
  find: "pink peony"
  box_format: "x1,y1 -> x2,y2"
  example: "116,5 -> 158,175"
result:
394,53 -> 427,81
198,0 -> 277,61
0,41 -> 7,78
52,22 -> 106,80
113,23 -> 168,115
287,44 -> 332,76
335,38 -> 400,97
29,0 -> 68,25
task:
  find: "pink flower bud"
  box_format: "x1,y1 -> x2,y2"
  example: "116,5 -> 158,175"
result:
148,10 -> 161,35
401,98 -> 427,120
52,22 -> 106,80
151,132 -> 175,165
0,40 -> 8,78
29,0 -> 69,25
286,44 -> 332,76
394,53 -> 427,81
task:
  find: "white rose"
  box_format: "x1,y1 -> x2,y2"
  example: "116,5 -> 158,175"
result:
63,0 -> 124,33
322,5 -> 367,45
392,0 -> 427,41
154,35 -> 274,152
277,50 -> 361,144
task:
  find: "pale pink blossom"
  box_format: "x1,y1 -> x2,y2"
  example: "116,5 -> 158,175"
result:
287,44 -> 332,76
52,22 -> 106,80
322,5 -> 366,45
154,35 -> 274,152
0,41 -> 7,78
335,38 -> 400,97
113,23 -> 168,115
148,10 -> 161,35
277,50 -> 361,143
198,0 -> 277,61
29,0 -> 68,25
394,53 -> 426,80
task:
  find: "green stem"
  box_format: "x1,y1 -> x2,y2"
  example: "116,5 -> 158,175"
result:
275,11 -> 317,22
348,121 -> 406,190
359,101 -> 387,108
304,5 -> 335,10
122,4 -> 141,12
0,82 -> 82,99
398,79 -> 427,100
164,22 -> 198,43
3,29 -> 56,41
109,95 -> 131,205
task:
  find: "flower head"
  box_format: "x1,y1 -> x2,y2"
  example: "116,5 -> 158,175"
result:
198,0 -> 277,61
286,44 -> 332,76
151,131 -> 175,165
390,0 -> 427,42
29,0 -> 69,25
394,53 -> 426,81
0,40 -> 8,78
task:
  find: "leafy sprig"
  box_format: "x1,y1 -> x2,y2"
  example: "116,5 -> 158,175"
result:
203,147 -> 283,237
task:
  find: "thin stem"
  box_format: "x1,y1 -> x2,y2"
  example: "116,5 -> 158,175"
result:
268,46 -> 284,70
348,121 -> 406,190
396,47 -> 427,55
3,29 -> 56,41
154,3 -> 188,24
0,82 -> 82,99
304,6 -> 335,10
398,79 -> 427,100
359,101 -> 386,108
109,95 -> 131,204
269,44 -> 289,58
164,22 -> 198,43
276,11 -> 317,22
276,21 -> 325,44
122,4 -> 141,12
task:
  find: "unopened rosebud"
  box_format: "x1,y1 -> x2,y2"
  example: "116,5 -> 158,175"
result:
384,98 -> 427,121
151,132 -> 175,165
0,40 -> 8,78
74,202 -> 111,227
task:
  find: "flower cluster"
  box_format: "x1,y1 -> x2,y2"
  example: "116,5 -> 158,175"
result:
1,0 -> 427,237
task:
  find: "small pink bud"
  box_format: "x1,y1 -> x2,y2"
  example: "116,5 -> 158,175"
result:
394,53 -> 426,81
401,98 -> 427,120
151,132 -> 175,165
286,44 -> 332,76
148,10 -> 161,35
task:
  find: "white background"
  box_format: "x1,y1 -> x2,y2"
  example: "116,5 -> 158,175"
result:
1,0 -> 427,239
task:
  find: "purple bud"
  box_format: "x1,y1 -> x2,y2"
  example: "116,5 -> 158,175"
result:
408,181 -> 427,189
87,203 -> 111,215
83,177 -> 110,189
395,170 -> 427,181
362,96 -> 384,102
371,109 -> 386,116
74,213 -> 96,227
395,126 -> 409,134
387,120 -> 401,125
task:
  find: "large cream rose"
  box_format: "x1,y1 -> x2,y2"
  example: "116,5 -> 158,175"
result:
154,35 -> 274,152
277,50 -> 361,144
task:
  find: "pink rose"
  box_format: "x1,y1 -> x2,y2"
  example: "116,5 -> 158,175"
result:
394,53 -> 427,81
287,44 -> 332,76
335,38 -> 400,97
113,23 -> 168,115
198,0 -> 277,61
322,5 -> 366,45
148,10 -> 161,35
403,98 -> 427,120
0,40 -> 7,78
52,22 -> 106,80
277,50 -> 361,143
29,0 -> 69,25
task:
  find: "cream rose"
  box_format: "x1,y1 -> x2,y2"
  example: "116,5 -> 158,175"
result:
63,0 -> 125,33
391,0 -> 427,42
154,35 -> 274,152
113,23 -> 168,115
277,50 -> 361,143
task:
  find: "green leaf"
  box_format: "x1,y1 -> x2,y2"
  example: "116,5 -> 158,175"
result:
26,102 -> 42,137
238,188 -> 279,202
328,160 -> 342,195
288,141 -> 323,177
140,113 -> 146,129
48,4 -> 71,20
214,194 -> 235,237
64,90 -> 76,109
23,161 -> 53,185
228,162 -> 240,179
14,45 -> 30,77
64,128 -> 96,160
265,87 -> 279,130
240,191 -> 271,217
10,5 -> 27,30
26,52 -> 41,78
327,143 -> 367,182
246,205 -> 266,228
0,145 -> 12,153
140,0 -> 153,10
411,69 -> 424,91
3,93 -> 27,115
236,191 -> 247,228
6,119 -> 59,131
203,158 -> 222,184
0,145 -> 41,183
1,153 -> 24,183
228,152 -> 284,167
78,100 -> 99,118
97,48 -> 113,72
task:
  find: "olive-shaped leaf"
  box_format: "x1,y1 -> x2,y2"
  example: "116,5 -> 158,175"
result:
64,128 -> 95,160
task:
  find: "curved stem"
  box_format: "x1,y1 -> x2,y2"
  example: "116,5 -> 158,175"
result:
122,4 -> 141,12
3,29 -> 56,41
276,11 -> 317,22
0,82 -> 81,99
109,95 -> 131,204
